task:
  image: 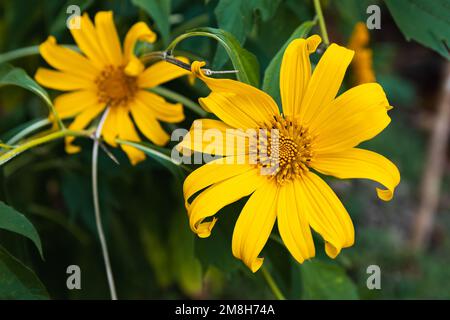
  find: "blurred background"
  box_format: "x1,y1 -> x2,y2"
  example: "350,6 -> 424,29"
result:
0,0 -> 449,299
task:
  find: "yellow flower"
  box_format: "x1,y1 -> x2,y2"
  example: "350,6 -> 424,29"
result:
348,22 -> 376,84
35,11 -> 190,165
178,35 -> 400,272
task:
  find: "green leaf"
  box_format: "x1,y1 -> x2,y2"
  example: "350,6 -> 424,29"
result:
262,20 -> 315,105
214,0 -> 282,68
299,260 -> 359,299
0,63 -> 61,127
385,0 -> 450,60
0,245 -> 49,299
0,63 -> 52,108
132,0 -> 171,46
0,201 -> 43,259
176,27 -> 260,87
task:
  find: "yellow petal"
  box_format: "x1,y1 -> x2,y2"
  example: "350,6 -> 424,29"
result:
184,156 -> 254,208
191,61 -> 279,129
299,43 -> 354,126
69,13 -> 107,68
188,169 -> 266,238
297,172 -> 354,258
130,98 -> 170,146
39,36 -> 98,80
94,11 -> 122,65
116,107 -> 146,165
311,148 -> 400,201
311,83 -> 391,153
65,104 -> 105,153
123,22 -> 157,76
176,119 -> 249,156
232,180 -> 278,272
138,57 -> 191,88
102,107 -> 120,147
280,35 -> 321,117
277,181 -> 315,263
135,90 -> 184,123
35,68 -> 94,91
54,90 -> 99,118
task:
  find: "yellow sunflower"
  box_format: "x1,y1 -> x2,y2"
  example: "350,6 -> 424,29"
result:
178,35 -> 400,272
35,11 -> 190,164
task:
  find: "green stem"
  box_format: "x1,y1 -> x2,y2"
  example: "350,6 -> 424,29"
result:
0,46 -> 39,64
149,86 -> 207,117
0,129 -> 90,166
261,265 -> 286,300
6,118 -> 51,145
313,0 -> 330,46
0,44 -> 79,64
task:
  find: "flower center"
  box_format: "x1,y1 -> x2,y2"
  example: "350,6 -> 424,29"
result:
251,114 -> 314,185
95,65 -> 138,107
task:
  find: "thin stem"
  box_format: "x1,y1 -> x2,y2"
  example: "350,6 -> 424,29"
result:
149,86 -> 207,117
0,44 -> 79,64
313,0 -> 330,46
91,108 -> 117,300
0,46 -> 39,64
6,118 -> 51,145
0,129 -> 90,166
260,265 -> 286,300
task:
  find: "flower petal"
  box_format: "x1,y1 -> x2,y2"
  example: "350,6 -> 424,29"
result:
232,180 -> 278,272
130,98 -> 170,146
138,57 -> 191,88
311,83 -> 391,153
135,90 -> 184,123
299,43 -> 354,126
94,11 -> 122,65
35,68 -> 94,91
311,148 -> 400,201
39,36 -> 98,79
176,119 -> 249,156
123,22 -> 157,76
191,61 -> 280,129
184,156 -> 254,208
69,13 -> 107,68
65,104 -> 105,154
280,35 -> 321,117
277,181 -> 315,263
188,169 -> 266,238
102,107 -> 120,147
54,90 -> 99,118
116,107 -> 146,165
297,172 -> 354,258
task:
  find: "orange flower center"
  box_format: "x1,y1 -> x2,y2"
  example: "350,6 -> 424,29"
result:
95,65 -> 138,107
252,115 -> 314,184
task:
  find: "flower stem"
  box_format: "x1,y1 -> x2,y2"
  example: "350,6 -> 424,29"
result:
149,86 -> 207,117
313,0 -> 330,46
261,265 -> 286,300
91,108 -> 117,300
0,44 -> 79,64
0,129 -> 90,166
6,118 -> 52,145
0,46 -> 39,64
